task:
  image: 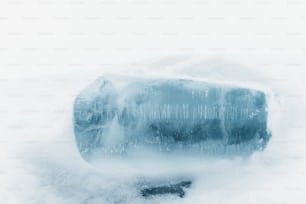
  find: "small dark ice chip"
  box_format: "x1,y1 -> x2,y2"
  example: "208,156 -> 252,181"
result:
141,181 -> 192,198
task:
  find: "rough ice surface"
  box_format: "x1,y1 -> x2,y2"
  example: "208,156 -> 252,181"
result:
73,76 -> 271,160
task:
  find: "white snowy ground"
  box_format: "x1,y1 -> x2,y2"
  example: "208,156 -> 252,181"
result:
1,1 -> 306,204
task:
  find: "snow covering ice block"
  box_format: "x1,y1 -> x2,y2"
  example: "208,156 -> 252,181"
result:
73,77 -> 271,160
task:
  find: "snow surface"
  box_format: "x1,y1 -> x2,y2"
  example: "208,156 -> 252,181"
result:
1,56 -> 306,204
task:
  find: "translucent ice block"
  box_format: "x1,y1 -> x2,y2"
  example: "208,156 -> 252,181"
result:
73,77 -> 271,160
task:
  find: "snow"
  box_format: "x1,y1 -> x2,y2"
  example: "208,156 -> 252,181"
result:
1,56 -> 306,204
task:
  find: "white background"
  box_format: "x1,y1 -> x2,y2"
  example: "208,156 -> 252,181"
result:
1,0 -> 306,203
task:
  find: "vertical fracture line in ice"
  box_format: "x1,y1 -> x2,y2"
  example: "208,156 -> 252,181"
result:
219,88 -> 229,144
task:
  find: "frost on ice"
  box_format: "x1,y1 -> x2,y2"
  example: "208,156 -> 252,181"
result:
73,76 -> 271,161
